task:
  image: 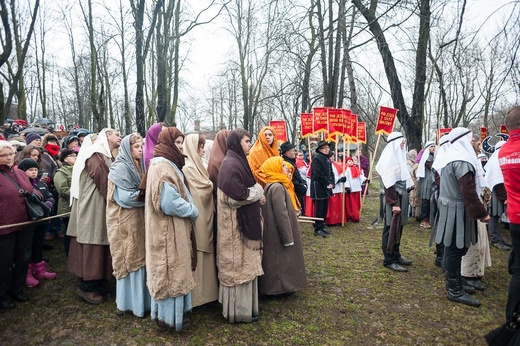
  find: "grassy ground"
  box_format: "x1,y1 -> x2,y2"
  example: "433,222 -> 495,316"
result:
0,189 -> 510,345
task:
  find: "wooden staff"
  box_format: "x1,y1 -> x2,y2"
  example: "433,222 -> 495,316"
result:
299,216 -> 325,221
360,133 -> 382,212
341,136 -> 347,226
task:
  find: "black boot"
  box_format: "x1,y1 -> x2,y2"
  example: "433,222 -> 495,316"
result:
446,274 -> 480,307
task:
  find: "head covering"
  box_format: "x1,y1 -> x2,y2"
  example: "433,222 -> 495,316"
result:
316,141 -> 330,150
59,148 -> 76,163
406,149 -> 417,162
183,133 -> 210,182
62,136 -> 79,149
218,130 -> 262,245
208,130 -> 230,193
247,126 -> 279,185
25,133 -> 41,145
280,141 -> 296,155
70,129 -> 112,204
154,127 -> 186,169
108,134 -> 145,191
258,156 -> 300,210
345,156 -> 360,178
138,127 -> 185,199
485,140 -> 505,191
18,158 -> 39,171
143,123 -> 163,169
477,153 -> 488,160
375,132 -> 413,189
432,127 -> 487,195
76,129 -> 90,138
416,141 -> 436,178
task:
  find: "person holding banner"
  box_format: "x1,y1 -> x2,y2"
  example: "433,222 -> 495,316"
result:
310,141 -> 335,237
375,132 -> 414,272
247,126 -> 279,186
344,156 -> 366,223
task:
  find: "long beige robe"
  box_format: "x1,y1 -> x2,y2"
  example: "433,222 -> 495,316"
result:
182,135 -> 218,307
145,159 -> 195,300
106,181 -> 146,279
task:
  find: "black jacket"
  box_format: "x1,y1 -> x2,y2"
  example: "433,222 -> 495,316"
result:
283,156 -> 307,198
310,152 -> 334,200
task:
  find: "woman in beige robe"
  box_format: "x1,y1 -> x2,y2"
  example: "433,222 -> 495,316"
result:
182,133 -> 218,307
217,129 -> 265,323
141,127 -> 199,331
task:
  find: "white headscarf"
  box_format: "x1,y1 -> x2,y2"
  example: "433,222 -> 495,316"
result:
432,127 -> 487,195
70,129 -> 112,205
375,132 -> 413,189
416,141 -> 436,178
484,140 -> 506,191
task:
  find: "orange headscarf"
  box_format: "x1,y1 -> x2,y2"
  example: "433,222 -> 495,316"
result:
247,126 -> 279,185
258,156 -> 300,211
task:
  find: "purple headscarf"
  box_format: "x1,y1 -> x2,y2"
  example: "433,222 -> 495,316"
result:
143,123 -> 163,169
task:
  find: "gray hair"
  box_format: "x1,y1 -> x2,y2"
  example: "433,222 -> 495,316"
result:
0,140 -> 15,152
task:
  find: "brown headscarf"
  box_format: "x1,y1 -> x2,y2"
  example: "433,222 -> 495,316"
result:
207,129 -> 230,194
138,127 -> 186,199
218,130 -> 262,246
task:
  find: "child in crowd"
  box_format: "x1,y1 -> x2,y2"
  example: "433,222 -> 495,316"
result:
17,159 -> 57,287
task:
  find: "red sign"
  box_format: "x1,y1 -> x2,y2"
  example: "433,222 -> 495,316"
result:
357,122 -> 366,144
437,128 -> 451,143
500,124 -> 508,134
375,106 -> 398,135
300,113 -> 313,138
269,120 -> 287,142
342,109 -> 352,138
313,107 -> 328,134
327,108 -> 343,138
480,127 -> 488,143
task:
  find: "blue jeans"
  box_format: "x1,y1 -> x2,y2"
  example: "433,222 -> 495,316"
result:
506,223 -> 520,322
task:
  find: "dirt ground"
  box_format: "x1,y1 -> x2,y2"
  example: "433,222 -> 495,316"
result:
0,192 -> 511,345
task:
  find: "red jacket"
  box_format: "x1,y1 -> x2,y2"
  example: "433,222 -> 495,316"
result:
499,129 -> 520,224
0,165 -> 42,235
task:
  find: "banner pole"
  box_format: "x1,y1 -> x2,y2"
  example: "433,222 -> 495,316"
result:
341,136 -> 346,226
360,133 -> 382,213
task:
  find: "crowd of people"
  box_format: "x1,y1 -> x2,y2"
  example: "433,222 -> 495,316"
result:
1,107 -> 520,338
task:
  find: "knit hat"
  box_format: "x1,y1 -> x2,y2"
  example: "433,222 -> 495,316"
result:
25,133 -> 42,145
18,158 -> 39,171
59,148 -> 76,163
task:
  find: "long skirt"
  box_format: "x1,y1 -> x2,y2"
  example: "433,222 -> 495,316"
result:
325,193 -> 344,225
151,292 -> 192,331
345,191 -> 361,222
304,195 -> 314,217
461,220 -> 491,278
67,237 -> 112,281
116,266 -> 151,317
219,278 -> 258,323
191,250 -> 218,308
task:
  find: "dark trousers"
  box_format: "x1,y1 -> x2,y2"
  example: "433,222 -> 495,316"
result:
419,198 -> 430,221
62,218 -> 71,257
506,223 -> 520,322
0,228 -> 33,298
31,224 -> 45,263
488,215 -> 504,244
80,279 -> 104,293
444,241 -> 468,276
382,224 -> 401,265
313,198 -> 329,231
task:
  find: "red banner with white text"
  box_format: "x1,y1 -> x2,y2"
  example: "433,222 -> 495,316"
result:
300,113 -> 313,138
375,106 -> 398,136
269,120 -> 287,142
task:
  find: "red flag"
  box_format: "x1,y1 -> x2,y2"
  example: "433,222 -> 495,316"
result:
327,108 -> 343,141
480,127 -> 488,143
269,120 -> 287,142
375,106 -> 398,135
342,109 -> 352,138
313,107 -> 328,134
300,113 -> 313,138
357,122 -> 367,144
500,124 -> 508,134
437,128 -> 451,143
349,114 -> 358,142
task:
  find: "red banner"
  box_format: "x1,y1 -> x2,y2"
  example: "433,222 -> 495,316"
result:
437,128 -> 451,143
269,120 -> 287,142
375,106 -> 398,135
480,127 -> 488,143
357,122 -> 367,144
349,114 -> 358,142
313,107 -> 328,134
500,124 -> 508,134
327,108 -> 343,141
300,113 -> 313,138
341,109 -> 352,138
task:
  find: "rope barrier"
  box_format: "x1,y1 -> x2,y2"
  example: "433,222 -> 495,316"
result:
0,212 -> 71,230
